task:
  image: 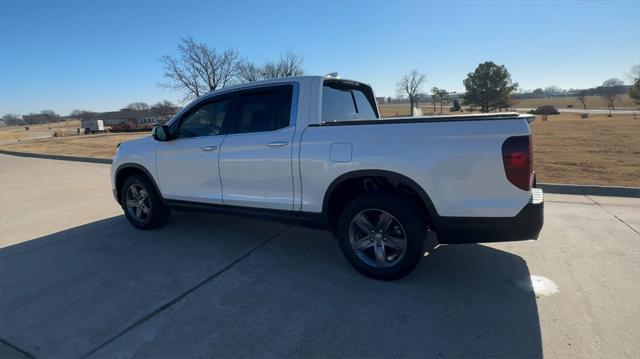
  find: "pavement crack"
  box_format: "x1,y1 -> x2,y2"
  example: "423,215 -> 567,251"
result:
545,200 -> 596,206
585,195 -> 640,236
80,225 -> 291,358
0,337 -> 36,359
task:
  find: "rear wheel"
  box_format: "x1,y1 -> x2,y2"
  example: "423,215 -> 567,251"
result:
121,174 -> 171,229
336,192 -> 429,280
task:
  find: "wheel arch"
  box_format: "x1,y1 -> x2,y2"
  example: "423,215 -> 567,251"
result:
322,170 -> 441,229
114,163 -> 162,205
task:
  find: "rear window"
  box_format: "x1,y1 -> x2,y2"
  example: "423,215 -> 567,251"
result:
321,81 -> 378,122
234,85 -> 293,133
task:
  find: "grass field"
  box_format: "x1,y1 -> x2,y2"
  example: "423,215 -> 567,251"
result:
512,94 -> 639,110
1,110 -> 639,187
530,113 -> 640,187
379,104 -> 471,117
378,95 -> 640,116
0,120 -> 82,143
0,132 -> 145,159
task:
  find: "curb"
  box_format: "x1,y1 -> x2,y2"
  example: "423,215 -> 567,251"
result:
0,150 -> 112,164
538,183 -> 639,198
1,150 -> 638,198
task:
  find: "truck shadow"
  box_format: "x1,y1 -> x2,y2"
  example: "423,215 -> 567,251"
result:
0,213 -> 541,358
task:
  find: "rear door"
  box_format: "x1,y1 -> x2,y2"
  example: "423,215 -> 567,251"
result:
219,84 -> 297,212
155,95 -> 235,204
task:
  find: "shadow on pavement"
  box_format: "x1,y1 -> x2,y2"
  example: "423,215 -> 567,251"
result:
0,214 -> 541,358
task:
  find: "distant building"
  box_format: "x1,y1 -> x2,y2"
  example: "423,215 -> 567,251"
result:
23,114 -> 51,124
82,108 -> 179,129
375,96 -> 387,104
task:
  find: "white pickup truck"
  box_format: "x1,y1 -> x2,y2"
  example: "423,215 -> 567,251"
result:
111,76 -> 543,280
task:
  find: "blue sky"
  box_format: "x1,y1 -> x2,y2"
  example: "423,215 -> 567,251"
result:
1,0 -> 638,115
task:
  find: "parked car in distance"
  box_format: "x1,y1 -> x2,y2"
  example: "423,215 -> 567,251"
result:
111,75 -> 544,280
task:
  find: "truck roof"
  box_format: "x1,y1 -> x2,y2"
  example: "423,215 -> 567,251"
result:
201,75 -> 369,97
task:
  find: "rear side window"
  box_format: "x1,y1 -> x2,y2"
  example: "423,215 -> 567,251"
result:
322,82 -> 378,122
234,85 -> 293,133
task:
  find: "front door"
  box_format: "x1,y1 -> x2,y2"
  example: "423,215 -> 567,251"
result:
219,85 -> 297,211
156,96 -> 234,204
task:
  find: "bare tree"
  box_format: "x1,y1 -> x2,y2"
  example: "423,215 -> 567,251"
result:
151,100 -> 178,116
437,89 -> 450,113
1,114 -> 23,126
398,70 -> 426,116
576,90 -> 588,110
238,51 -> 304,82
40,110 -> 59,123
160,37 -> 241,101
600,78 -> 624,116
629,65 -> 640,105
70,110 -> 96,121
531,88 -> 545,98
237,62 -> 262,82
543,85 -> 563,97
125,102 -> 150,111
274,51 -> 304,77
626,64 -> 640,83
430,87 -> 439,112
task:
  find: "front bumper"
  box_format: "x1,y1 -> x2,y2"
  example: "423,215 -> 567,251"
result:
436,189 -> 544,244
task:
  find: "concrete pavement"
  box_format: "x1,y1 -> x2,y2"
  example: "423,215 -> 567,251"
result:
0,154 -> 638,358
0,154 -> 122,248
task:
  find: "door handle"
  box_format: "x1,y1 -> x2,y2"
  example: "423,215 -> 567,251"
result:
267,141 -> 288,147
200,145 -> 218,152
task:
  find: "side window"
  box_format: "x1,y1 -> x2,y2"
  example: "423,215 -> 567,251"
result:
177,98 -> 232,138
321,83 -> 378,122
234,85 -> 293,134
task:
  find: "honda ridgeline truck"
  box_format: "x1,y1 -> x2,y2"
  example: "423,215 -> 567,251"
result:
111,76 -> 544,280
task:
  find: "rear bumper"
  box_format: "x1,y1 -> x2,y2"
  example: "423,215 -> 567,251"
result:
436,189 -> 544,244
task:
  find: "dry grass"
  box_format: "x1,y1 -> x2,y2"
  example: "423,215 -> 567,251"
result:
512,94 -> 639,110
0,132 -> 147,159
530,113 -> 640,187
0,120 -> 82,142
378,95 -> 640,115
379,104 -> 460,117
1,110 -> 639,187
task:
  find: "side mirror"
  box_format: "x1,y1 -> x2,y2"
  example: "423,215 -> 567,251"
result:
152,125 -> 170,141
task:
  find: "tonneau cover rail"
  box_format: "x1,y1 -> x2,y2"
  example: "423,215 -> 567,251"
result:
313,112 -> 535,126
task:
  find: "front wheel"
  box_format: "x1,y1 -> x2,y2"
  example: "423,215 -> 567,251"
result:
121,174 -> 171,230
336,192 -> 429,280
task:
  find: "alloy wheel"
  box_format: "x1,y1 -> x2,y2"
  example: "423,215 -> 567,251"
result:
125,184 -> 151,221
348,209 -> 407,268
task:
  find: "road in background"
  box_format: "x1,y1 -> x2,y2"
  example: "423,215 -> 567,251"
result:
0,155 -> 638,358
515,108 -> 640,115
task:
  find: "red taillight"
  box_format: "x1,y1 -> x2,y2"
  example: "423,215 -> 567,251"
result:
502,136 -> 533,191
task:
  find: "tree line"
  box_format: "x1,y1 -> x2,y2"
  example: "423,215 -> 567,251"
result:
1,100 -> 179,126
397,61 -> 517,115
396,62 -> 640,115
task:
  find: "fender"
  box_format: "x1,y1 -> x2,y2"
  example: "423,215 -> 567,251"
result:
114,163 -> 163,205
322,169 -> 442,228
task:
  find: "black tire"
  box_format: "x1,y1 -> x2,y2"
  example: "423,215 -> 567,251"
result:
336,192 -> 429,280
120,174 -> 171,230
